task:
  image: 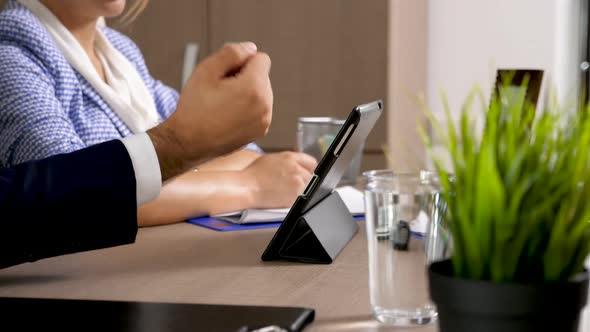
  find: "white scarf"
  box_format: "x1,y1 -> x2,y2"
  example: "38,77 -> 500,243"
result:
18,0 -> 161,134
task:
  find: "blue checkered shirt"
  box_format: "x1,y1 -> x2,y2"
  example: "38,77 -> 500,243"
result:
0,0 -> 261,167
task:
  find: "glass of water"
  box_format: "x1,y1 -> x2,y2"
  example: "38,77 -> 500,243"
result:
363,170 -> 451,326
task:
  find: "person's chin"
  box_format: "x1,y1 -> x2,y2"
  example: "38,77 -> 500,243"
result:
101,0 -> 126,17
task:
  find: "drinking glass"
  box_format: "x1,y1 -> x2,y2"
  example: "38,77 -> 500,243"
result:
363,170 -> 451,326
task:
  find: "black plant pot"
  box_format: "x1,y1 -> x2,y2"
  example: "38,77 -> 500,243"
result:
428,259 -> 589,332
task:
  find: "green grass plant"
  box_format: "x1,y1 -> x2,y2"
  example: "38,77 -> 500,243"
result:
420,75 -> 590,282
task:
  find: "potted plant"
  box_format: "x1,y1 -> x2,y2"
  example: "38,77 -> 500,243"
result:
420,75 -> 590,332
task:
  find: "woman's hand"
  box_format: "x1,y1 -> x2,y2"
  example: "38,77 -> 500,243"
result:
241,152 -> 317,208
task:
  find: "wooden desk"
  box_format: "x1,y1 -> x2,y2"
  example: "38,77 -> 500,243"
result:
0,222 -> 587,332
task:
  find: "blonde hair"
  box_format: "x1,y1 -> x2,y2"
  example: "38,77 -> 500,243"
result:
119,0 -> 149,24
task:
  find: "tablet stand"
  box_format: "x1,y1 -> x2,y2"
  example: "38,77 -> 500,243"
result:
275,191 -> 359,264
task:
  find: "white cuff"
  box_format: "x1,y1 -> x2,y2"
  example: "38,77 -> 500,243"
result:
120,133 -> 162,206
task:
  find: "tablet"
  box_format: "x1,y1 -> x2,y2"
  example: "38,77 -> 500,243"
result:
0,297 -> 315,332
261,100 -> 383,262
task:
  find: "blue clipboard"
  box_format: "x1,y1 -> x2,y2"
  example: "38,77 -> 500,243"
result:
188,215 -> 365,232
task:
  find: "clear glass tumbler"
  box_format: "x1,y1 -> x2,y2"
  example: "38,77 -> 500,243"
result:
296,117 -> 364,185
363,170 -> 451,326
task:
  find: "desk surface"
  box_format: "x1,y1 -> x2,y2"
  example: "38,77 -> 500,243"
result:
0,222 -> 587,332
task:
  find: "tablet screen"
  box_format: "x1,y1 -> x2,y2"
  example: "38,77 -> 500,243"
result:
301,101 -> 382,212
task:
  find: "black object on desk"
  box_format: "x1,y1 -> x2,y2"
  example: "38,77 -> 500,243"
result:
262,100 -> 383,264
0,297 -> 315,332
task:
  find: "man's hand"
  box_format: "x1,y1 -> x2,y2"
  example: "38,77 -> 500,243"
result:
241,152 -> 318,208
148,42 -> 273,181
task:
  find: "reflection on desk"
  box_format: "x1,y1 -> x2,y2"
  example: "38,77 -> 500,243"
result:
0,222 -> 587,332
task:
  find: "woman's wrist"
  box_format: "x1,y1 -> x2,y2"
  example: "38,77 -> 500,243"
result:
238,168 -> 263,208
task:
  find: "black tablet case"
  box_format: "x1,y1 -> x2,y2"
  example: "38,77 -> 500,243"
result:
0,297 -> 315,332
261,100 -> 383,264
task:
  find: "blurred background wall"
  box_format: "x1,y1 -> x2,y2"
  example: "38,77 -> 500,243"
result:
425,0 -> 584,170
427,0 -> 583,121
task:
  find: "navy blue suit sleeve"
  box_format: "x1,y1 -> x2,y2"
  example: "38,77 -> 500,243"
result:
0,140 -> 138,269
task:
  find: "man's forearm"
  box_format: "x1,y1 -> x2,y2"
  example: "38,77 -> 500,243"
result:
147,124 -> 192,182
